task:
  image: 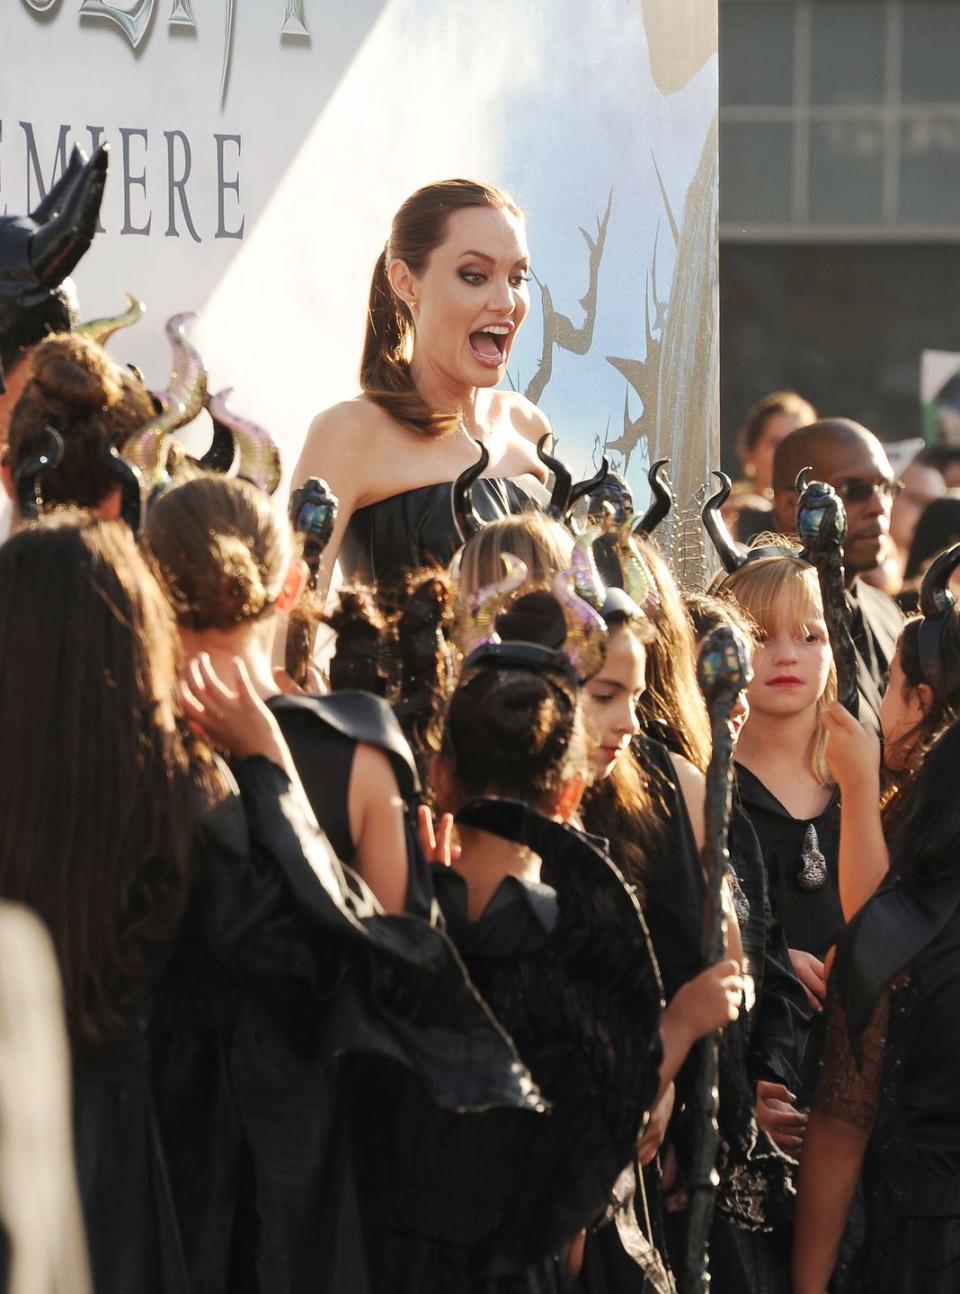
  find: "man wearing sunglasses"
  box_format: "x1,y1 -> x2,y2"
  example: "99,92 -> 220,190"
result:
771,417 -> 905,727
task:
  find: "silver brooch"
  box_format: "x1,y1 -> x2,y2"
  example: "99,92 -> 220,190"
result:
724,862 -> 751,925
796,823 -> 828,892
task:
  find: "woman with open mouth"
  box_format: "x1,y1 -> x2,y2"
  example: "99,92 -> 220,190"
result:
291,178 -> 551,599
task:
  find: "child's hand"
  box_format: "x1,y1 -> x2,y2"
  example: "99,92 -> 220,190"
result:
181,653 -> 285,765
638,1081 -> 675,1166
668,959 -> 743,1043
756,1080 -> 807,1155
823,701 -> 880,791
416,805 -> 461,867
789,948 -> 826,1012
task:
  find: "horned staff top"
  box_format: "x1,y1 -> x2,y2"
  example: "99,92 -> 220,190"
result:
285,477 -> 339,688
681,623 -> 753,1294
795,470 -> 859,718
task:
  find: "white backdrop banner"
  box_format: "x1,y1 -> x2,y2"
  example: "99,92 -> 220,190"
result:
3,0 -> 718,565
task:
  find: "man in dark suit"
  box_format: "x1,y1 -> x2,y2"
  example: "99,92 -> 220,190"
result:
771,418 -> 904,728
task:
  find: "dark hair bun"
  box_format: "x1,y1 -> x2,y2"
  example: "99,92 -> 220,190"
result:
484,673 -> 565,758
445,665 -> 583,804
30,333 -> 122,414
495,590 -> 566,649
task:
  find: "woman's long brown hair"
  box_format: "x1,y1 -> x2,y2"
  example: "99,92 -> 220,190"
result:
361,179 -> 523,438
0,517 -> 195,1050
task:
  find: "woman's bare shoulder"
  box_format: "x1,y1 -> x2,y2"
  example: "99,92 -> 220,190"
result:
305,395 -> 387,444
493,390 -> 552,445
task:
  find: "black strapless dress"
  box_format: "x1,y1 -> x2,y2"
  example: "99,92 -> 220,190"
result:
340,476 -> 539,593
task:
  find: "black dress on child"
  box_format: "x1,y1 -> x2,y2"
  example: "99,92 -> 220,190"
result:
150,756 -> 537,1294
343,799 -> 665,1293
734,766 -> 842,962
339,476 -> 540,597
818,873 -> 960,1293
632,743 -> 799,1294
267,688 -> 434,915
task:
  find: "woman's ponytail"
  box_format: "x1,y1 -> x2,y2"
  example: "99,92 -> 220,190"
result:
359,249 -> 456,438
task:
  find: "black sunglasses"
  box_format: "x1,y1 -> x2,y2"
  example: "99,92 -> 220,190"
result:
834,478 -> 903,504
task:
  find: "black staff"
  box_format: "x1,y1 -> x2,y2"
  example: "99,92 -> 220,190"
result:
682,624 -> 753,1294
795,470 -> 859,717
285,477 -> 339,688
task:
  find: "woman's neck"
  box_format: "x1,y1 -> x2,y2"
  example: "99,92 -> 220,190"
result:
179,621 -> 280,699
453,824 -> 542,922
408,351 -> 481,434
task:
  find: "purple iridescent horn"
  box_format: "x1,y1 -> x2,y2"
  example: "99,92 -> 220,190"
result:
572,524 -> 608,610
552,569 -> 607,681
204,388 -> 282,495
453,553 -> 528,656
618,519 -> 660,612
122,312 -> 207,491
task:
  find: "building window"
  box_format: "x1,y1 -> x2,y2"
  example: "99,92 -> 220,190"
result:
720,0 -> 960,238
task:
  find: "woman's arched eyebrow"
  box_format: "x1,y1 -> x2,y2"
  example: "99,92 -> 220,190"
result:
458,249 -> 530,267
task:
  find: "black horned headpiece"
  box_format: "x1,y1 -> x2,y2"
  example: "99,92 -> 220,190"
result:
702,471 -> 793,574
634,458 -> 674,538
0,145 -> 108,393
917,543 -> 960,683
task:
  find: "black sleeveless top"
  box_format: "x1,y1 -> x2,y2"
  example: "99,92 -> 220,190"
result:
340,476 -> 539,594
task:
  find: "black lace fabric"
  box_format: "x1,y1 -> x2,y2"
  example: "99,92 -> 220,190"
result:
813,974 -> 905,1134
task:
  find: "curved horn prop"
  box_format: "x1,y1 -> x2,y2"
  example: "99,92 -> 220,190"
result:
568,456 -> 610,514
618,521 -> 659,613
196,419 -> 237,475
920,543 -> 960,620
76,292 -> 146,347
122,312 -> 207,492
14,425 -> 64,519
795,466 -> 813,496
453,553 -> 528,655
101,441 -> 144,534
205,388 -> 282,495
552,569 -> 608,682
701,471 -> 745,574
635,458 -> 674,536
451,438 -> 490,543
572,525 -> 608,610
537,434 -> 573,519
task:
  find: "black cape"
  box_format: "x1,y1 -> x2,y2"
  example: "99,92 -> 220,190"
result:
148,758 -> 539,1294
343,799 -> 664,1293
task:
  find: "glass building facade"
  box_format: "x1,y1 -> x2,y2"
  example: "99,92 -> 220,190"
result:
719,0 -> 960,458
